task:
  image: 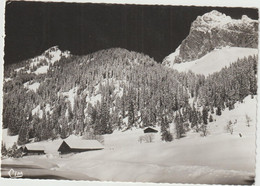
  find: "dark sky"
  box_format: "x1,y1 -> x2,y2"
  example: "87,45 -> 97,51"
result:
4,2 -> 258,65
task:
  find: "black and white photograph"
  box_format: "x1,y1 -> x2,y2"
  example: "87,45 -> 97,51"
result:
1,0 -> 259,185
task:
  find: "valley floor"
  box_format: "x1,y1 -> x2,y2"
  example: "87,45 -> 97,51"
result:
1,96 -> 257,184
1,132 -> 255,184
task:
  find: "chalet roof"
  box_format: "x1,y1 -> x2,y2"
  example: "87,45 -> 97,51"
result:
64,136 -> 104,149
144,127 -> 158,131
24,144 -> 45,151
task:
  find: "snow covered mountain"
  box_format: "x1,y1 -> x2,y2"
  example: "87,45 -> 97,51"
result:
4,47 -> 167,142
163,10 -> 258,66
3,10 -> 258,149
6,46 -> 71,77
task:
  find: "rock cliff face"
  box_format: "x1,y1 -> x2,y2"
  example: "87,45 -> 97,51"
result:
163,10 -> 258,65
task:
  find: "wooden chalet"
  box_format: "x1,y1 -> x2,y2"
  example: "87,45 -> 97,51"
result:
58,137 -> 104,154
20,145 -> 45,156
144,127 -> 158,133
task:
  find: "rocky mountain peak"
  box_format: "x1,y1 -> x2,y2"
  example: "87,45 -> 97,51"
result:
163,10 -> 258,65
191,10 -> 232,32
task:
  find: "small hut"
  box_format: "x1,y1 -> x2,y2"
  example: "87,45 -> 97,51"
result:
144,127 -> 158,133
58,137 -> 104,154
20,145 -> 45,155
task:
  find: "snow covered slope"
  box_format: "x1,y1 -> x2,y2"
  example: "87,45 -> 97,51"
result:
1,95 -> 256,184
2,129 -> 18,148
208,95 -> 256,136
165,47 -> 258,76
52,96 -> 257,184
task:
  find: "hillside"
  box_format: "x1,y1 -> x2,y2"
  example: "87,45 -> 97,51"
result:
164,47 -> 258,75
2,45 -> 257,146
3,47 -> 190,144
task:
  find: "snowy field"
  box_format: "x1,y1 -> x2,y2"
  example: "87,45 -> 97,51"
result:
1,96 -> 256,184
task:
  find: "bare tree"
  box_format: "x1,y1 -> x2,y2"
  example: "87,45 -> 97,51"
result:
245,114 -> 252,127
138,134 -> 155,143
226,120 -> 234,135
200,124 -> 209,137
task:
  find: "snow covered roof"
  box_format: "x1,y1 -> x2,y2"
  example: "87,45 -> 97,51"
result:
144,127 -> 157,130
64,136 -> 104,149
25,144 -> 45,151
144,127 -> 158,133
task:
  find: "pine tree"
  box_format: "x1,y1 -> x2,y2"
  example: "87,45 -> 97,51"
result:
89,104 -> 98,126
128,99 -> 135,128
95,95 -> 111,135
10,142 -> 22,158
191,107 -> 199,131
67,103 -> 74,122
60,122 -> 69,139
216,107 -> 222,116
161,130 -> 173,142
40,110 -> 51,140
17,123 -> 29,145
175,112 -> 185,139
1,142 -> 8,157
202,107 -> 208,125
161,117 -> 173,142
209,115 -> 213,122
